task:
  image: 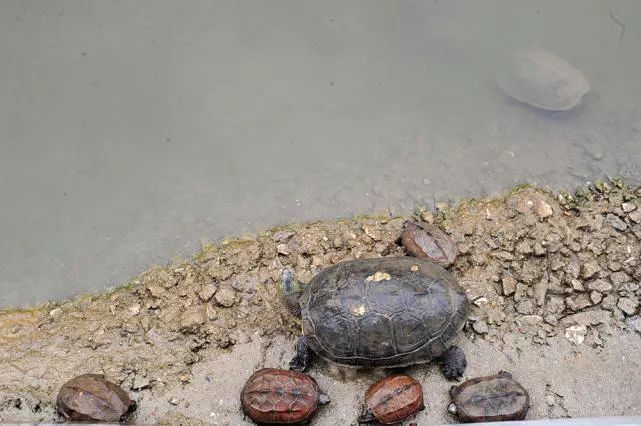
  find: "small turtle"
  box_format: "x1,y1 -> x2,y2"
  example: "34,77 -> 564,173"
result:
448,371 -> 530,423
497,47 -> 590,111
358,374 -> 425,424
240,368 -> 330,424
277,257 -> 469,379
57,374 -> 136,422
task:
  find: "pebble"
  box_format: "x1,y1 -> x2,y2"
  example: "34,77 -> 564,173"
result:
49,308 -> 63,318
276,243 -> 291,255
590,291 -> 603,304
534,200 -> 553,220
180,306 -> 206,333
629,210 -> 641,224
472,320 -> 489,334
169,397 -> 180,405
502,276 -> 517,296
581,261 -> 601,279
128,304 -> 141,316
606,214 -> 627,231
566,294 -> 592,311
564,325 -> 587,345
586,279 -> 613,293
214,287 -> 236,307
625,317 -> 641,333
197,283 -> 217,302
516,300 -> 534,315
617,297 -> 638,316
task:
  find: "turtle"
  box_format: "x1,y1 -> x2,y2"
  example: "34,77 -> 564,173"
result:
447,371 -> 530,423
358,374 -> 425,424
496,46 -> 590,111
57,374 -> 136,422
277,256 -> 469,379
240,368 -> 330,424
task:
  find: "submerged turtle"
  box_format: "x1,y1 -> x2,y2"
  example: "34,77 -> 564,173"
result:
278,257 -> 469,379
240,368 -> 329,425
497,47 -> 590,111
448,371 -> 530,423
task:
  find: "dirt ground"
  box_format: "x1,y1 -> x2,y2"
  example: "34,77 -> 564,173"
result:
1,181 -> 641,425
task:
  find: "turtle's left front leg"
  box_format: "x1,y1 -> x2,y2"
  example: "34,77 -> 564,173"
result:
289,336 -> 312,372
440,346 -> 466,379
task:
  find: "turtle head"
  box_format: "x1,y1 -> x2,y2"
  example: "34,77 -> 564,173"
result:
278,269 -> 303,317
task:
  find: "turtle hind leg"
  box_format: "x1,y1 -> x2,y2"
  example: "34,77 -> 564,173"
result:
440,346 -> 466,380
289,336 -> 312,372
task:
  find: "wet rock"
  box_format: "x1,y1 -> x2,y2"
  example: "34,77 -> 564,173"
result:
534,200 -> 553,220
400,221 -> 458,267
180,306 -> 206,333
502,276 -> 517,296
564,325 -> 587,345
586,279 -> 613,293
581,261 -> 601,280
197,283 -> 217,302
214,287 -> 236,307
617,297 -> 638,316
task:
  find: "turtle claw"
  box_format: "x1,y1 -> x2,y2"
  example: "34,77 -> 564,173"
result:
441,346 -> 466,380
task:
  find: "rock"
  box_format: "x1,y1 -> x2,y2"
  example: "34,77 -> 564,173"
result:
502,276 -> 517,296
629,210 -> 641,224
586,279 -> 613,293
566,294 -> 592,311
617,297 -> 638,316
625,316 -> 641,333
601,294 -> 618,310
128,304 -> 141,316
197,283 -> 217,301
534,277 -> 548,306
566,261 -> 581,279
564,325 -> 587,345
132,375 -> 151,391
180,306 -> 206,333
519,261 -> 542,284
272,230 -> 295,242
277,243 -> 291,255
214,287 -> 236,307
472,320 -> 489,334
606,214 -> 627,231
206,305 -> 218,321
49,308 -> 63,318
581,261 -> 601,280
169,397 -> 180,405
590,291 -> 603,304
622,202 -> 637,213
534,200 -> 553,220
516,300 -> 534,315
546,296 -> 566,314
609,271 -> 631,286
560,310 -> 611,327
570,280 -> 585,292
515,240 -> 533,255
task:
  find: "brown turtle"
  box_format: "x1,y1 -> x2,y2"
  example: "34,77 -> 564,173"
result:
358,374 -> 424,424
448,371 -> 530,422
56,374 -> 136,422
240,368 -> 330,424
278,257 -> 469,379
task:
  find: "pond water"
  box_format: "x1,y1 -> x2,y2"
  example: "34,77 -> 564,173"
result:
1,0 -> 640,307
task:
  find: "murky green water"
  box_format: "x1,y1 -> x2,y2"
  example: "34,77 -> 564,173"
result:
1,0 -> 640,307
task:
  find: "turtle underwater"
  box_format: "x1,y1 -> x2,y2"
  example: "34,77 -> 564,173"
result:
277,256 -> 469,379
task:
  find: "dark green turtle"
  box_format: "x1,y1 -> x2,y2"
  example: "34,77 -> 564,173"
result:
278,257 -> 469,379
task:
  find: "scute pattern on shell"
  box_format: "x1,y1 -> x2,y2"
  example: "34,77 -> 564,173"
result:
365,374 -> 424,424
241,368 -> 321,424
301,257 -> 468,367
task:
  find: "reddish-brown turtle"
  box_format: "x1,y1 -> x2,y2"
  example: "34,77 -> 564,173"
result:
448,371 -> 530,423
56,373 -> 136,422
358,374 -> 425,424
241,368 -> 330,424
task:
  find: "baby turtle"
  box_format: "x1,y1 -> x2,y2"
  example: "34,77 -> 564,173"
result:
240,368 -> 329,424
448,371 -> 530,422
57,374 -> 136,422
278,257 -> 469,379
358,374 -> 425,424
497,47 -> 590,111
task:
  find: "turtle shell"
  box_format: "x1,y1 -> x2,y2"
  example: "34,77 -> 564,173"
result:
56,374 -> 135,422
360,374 -> 424,424
448,371 -> 529,422
241,368 -> 326,424
300,257 -> 468,367
497,47 -> 590,111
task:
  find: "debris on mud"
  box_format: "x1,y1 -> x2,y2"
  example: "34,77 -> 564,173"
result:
0,180 -> 640,423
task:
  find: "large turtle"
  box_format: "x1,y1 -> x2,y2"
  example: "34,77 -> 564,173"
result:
278,257 -> 469,379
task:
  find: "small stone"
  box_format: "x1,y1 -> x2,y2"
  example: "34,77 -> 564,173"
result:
473,297 -> 488,307
49,308 -> 63,318
544,315 -> 558,326
132,375 -> 151,390
516,300 -> 534,315
545,395 -> 556,406
565,325 -> 587,345
570,280 -> 585,292
625,316 -> 641,333
590,291 -> 603,304
622,202 -> 637,213
169,397 -> 180,405
276,244 -> 291,255
273,230 -> 295,242
610,271 -> 631,286
214,287 -> 236,307
128,304 -> 141,316
601,294 -> 618,310
420,210 -> 435,224
566,294 -> 592,311
586,279 -> 613,293
206,304 -> 218,321
197,283 -> 217,301
515,240 -> 533,255
566,261 -> 581,279
502,276 -> 517,296
617,297 -> 638,316
472,320 -> 489,334
581,261 -> 601,280
629,210 -> 641,224
534,200 -> 553,220
533,242 -> 546,256
606,214 -> 627,231
180,306 -> 206,333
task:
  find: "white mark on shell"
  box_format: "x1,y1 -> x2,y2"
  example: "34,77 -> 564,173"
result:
410,264 -> 419,272
366,271 -> 391,282
351,304 -> 367,316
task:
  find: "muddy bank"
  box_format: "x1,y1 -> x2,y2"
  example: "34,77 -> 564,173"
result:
1,181 -> 641,424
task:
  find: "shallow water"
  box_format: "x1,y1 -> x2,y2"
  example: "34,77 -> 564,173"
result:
1,0 -> 640,307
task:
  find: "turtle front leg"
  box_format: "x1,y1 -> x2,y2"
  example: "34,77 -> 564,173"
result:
440,346 -> 466,380
289,336 -> 312,372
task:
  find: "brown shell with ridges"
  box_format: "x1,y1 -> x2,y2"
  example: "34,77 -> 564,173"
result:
449,371 -> 529,423
241,368 -> 323,424
363,374 -> 424,424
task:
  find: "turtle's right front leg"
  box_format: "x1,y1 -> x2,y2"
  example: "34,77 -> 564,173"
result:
289,336 -> 312,372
